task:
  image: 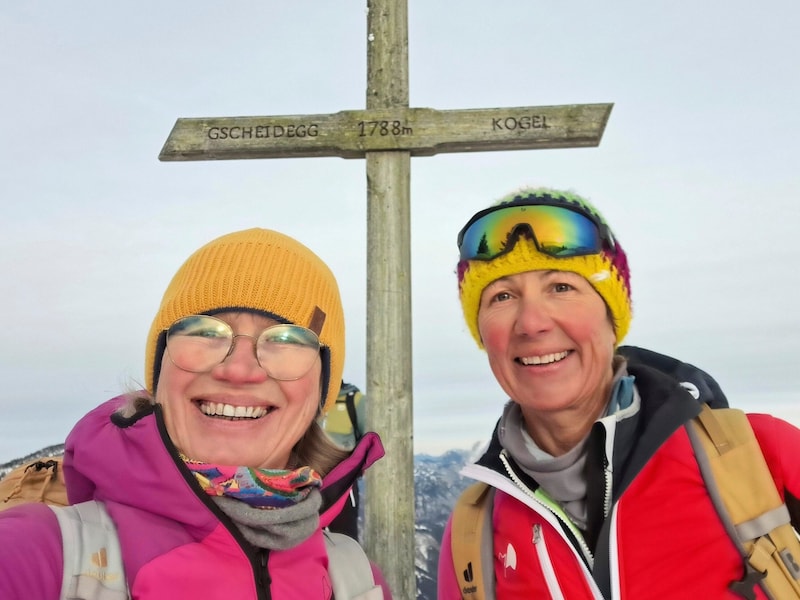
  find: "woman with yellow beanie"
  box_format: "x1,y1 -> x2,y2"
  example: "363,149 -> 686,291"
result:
437,188 -> 800,599
0,228 -> 390,599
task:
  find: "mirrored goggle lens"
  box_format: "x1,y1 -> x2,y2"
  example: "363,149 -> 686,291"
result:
458,204 -> 604,261
165,315 -> 321,380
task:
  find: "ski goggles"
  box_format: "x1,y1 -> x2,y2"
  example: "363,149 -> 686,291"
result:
457,201 -> 615,261
165,315 -> 321,381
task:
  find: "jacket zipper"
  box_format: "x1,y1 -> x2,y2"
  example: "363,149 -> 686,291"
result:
499,450 -> 595,567
603,454 -> 613,519
600,421 -> 615,521
533,524 -> 567,600
254,548 -> 271,599
160,412 -> 272,599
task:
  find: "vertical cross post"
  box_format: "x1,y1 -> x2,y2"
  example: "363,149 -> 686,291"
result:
363,1 -> 415,597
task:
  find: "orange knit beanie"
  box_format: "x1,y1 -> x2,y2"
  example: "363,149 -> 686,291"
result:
145,228 -> 345,414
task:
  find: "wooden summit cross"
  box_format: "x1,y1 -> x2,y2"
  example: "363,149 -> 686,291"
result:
159,1 -> 611,596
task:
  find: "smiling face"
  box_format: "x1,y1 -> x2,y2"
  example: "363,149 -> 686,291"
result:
156,311 -> 322,469
477,269 -> 616,429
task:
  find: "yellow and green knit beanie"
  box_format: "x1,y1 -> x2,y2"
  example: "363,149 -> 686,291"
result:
457,187 -> 632,347
145,228 -> 345,414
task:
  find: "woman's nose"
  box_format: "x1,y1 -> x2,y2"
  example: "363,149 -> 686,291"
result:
514,297 -> 554,337
213,335 -> 269,382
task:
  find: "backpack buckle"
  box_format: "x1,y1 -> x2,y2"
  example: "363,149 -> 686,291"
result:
729,563 -> 767,600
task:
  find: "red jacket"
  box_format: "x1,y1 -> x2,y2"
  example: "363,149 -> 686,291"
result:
438,364 -> 800,599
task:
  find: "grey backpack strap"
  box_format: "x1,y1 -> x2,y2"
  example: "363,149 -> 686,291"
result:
51,501 -> 129,600
324,530 -> 383,599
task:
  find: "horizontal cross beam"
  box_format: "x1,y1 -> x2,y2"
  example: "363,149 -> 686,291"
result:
159,103 -> 612,161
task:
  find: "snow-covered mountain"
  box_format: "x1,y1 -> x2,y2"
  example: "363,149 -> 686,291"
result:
1,444 -> 481,600
413,448 -> 478,599
0,444 -> 65,479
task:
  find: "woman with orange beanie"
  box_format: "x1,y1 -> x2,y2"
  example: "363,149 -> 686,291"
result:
0,228 -> 390,599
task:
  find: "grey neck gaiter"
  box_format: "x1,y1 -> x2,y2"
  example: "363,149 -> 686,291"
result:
212,488 -> 322,550
499,402 -> 591,529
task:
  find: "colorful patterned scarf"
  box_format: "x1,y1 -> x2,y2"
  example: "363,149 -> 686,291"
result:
182,456 -> 322,509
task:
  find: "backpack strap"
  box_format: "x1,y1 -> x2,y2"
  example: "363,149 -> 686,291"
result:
451,482 -> 496,600
344,390 -> 363,443
50,501 -> 129,600
323,530 -> 383,599
51,500 -> 379,600
688,405 -> 800,598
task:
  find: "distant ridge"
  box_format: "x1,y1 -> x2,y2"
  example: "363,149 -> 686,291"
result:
0,444 -> 65,479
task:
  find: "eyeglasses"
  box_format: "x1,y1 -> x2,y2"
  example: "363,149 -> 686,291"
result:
457,200 -> 616,262
165,315 -> 321,381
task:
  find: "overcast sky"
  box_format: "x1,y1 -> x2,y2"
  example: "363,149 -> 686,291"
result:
1,1 -> 798,460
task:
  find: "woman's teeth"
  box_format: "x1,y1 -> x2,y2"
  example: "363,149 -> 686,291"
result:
199,402 -> 270,419
520,351 -> 570,366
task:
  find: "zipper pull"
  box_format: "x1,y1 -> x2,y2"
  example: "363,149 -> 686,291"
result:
532,523 -> 542,545
256,549 -> 270,592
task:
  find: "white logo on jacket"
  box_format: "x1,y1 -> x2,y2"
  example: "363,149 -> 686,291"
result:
498,542 -> 517,576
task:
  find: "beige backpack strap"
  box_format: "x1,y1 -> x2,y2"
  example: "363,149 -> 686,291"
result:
689,405 -> 800,598
451,482 -> 495,600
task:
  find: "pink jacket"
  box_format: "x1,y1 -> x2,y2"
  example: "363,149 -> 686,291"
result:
0,395 -> 390,599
